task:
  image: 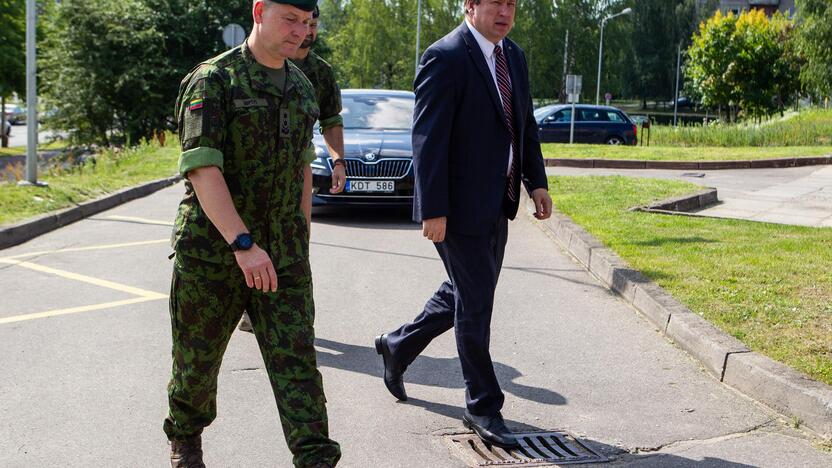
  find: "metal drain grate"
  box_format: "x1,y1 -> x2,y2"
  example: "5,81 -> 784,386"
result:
446,431 -> 607,466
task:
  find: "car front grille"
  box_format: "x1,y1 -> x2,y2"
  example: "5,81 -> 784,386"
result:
330,158 -> 412,179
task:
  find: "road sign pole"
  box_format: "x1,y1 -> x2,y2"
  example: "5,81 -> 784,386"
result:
569,99 -> 576,144
673,42 -> 681,127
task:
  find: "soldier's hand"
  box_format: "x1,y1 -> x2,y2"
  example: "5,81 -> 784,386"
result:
331,164 -> 346,193
235,244 -> 278,293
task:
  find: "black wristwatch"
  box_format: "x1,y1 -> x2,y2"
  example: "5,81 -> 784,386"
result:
332,158 -> 346,168
230,233 -> 254,251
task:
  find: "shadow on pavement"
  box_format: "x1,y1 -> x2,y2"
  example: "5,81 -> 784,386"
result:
312,205 -> 419,231
315,338 -> 566,408
562,438 -> 758,468
314,339 -> 759,467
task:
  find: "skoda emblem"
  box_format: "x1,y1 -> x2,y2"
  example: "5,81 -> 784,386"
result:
364,152 -> 377,162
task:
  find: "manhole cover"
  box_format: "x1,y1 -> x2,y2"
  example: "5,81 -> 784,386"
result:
445,431 -> 607,466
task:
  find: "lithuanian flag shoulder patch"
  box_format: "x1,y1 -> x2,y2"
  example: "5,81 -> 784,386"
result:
188,98 -> 204,111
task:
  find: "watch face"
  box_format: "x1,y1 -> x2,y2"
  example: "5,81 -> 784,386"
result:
238,234 -> 253,250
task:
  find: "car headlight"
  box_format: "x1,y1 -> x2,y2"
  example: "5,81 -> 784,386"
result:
310,145 -> 330,172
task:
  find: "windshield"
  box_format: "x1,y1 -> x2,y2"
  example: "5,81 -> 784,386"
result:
340,95 -> 414,130
533,105 -> 558,121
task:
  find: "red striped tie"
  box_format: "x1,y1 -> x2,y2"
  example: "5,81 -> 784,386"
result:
495,45 -> 518,203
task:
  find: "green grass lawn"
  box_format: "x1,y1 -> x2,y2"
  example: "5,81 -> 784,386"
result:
550,175 -> 832,386
0,140 -> 68,157
650,109 -> 832,147
543,144 -> 831,161
0,139 -> 178,226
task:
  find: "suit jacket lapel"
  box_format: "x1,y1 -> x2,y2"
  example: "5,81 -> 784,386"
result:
459,23 -> 509,128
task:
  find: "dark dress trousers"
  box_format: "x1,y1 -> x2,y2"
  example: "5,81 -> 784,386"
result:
385,22 -> 548,416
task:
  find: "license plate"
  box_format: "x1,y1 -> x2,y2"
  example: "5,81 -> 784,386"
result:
346,180 -> 395,193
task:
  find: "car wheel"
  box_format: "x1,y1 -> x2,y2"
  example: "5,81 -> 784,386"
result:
606,136 -> 624,145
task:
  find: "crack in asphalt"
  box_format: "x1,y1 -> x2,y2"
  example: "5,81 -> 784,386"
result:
628,418 -> 777,455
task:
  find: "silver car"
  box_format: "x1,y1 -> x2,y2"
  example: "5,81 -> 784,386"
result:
2,105 -> 26,125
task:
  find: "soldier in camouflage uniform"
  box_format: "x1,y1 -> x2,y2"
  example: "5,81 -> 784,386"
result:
164,1 -> 340,467
293,5 -> 346,193
239,4 -> 345,334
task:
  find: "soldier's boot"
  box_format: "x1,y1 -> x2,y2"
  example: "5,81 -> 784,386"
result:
170,436 -> 205,468
238,312 -> 253,333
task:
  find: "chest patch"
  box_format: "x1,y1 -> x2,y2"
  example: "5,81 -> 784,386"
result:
280,109 -> 291,137
234,98 -> 268,109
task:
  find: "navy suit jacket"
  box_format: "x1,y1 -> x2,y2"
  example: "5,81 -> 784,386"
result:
411,22 -> 548,236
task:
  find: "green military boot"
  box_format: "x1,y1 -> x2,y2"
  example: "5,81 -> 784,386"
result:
170,436 -> 205,468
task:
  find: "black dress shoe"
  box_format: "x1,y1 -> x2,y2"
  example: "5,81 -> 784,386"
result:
462,411 -> 519,449
374,334 -> 408,401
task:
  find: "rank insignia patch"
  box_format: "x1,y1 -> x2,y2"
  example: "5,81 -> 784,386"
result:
188,98 -> 204,111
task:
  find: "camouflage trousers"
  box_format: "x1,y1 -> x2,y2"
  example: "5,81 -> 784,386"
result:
164,254 -> 341,467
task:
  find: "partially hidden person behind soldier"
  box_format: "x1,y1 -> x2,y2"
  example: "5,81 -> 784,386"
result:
374,0 -> 552,450
239,4 -> 346,333
164,1 -> 340,467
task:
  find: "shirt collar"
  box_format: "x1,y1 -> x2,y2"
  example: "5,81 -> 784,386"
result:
465,18 -> 503,59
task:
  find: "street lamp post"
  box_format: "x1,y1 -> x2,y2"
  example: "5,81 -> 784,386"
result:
24,0 -> 39,185
595,7 -> 632,105
414,0 -> 422,76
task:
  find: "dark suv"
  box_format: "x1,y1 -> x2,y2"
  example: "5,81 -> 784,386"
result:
534,104 -> 637,145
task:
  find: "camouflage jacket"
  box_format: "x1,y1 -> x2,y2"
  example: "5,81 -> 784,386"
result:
291,51 -> 343,131
172,41 -> 319,269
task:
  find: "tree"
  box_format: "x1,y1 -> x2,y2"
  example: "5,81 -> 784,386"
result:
40,0 -> 168,144
330,0 -> 415,90
0,0 -> 25,145
794,0 -> 832,100
628,0 -> 714,108
513,0 -> 560,99
0,0 -> 25,100
686,9 -> 799,121
40,0 -> 250,146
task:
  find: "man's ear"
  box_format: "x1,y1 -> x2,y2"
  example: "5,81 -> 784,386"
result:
253,0 -> 265,24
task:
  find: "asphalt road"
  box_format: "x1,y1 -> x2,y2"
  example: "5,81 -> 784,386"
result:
1,183 -> 830,467
549,165 -> 832,227
5,123 -> 63,148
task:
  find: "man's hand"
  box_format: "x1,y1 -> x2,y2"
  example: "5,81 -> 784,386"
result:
331,163 -> 346,193
422,216 -> 447,243
234,244 -> 278,293
531,188 -> 553,220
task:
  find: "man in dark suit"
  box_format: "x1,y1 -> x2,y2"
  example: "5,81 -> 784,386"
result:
374,0 -> 552,449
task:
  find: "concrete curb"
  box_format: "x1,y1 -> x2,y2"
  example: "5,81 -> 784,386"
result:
544,155 -> 832,170
0,175 -> 181,250
635,188 -> 718,213
526,193 -> 832,437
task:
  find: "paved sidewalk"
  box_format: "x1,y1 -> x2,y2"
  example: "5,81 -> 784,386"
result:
0,184 -> 830,466
549,165 -> 832,227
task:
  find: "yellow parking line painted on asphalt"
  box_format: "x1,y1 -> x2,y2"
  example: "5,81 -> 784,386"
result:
0,239 -> 169,261
105,215 -> 174,226
0,259 -> 167,299
0,296 -> 166,325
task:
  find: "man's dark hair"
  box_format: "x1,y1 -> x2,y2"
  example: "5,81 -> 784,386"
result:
313,5 -> 319,18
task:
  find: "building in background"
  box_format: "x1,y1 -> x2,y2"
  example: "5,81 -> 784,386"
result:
717,0 -> 796,17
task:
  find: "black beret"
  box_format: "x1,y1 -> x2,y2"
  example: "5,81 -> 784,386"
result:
269,0 -> 318,12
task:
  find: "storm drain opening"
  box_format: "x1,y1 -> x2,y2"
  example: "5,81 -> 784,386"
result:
445,431 -> 607,466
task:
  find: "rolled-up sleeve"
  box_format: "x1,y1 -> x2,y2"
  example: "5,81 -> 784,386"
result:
176,66 -> 226,178
317,64 -> 343,132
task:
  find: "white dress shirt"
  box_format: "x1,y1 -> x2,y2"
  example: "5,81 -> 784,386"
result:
465,18 -> 514,175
